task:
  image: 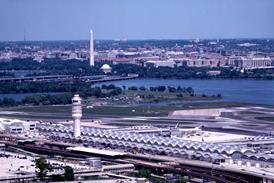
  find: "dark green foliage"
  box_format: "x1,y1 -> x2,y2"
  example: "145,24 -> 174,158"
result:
51,174 -> 64,182
138,168 -> 151,178
157,86 -> 166,92
102,84 -> 116,90
186,87 -> 194,94
149,87 -> 157,92
0,98 -> 17,107
139,86 -> 146,91
64,166 -> 74,181
35,157 -> 52,179
22,93 -> 73,105
0,84 -> 124,107
128,86 -> 138,91
168,86 -> 176,93
0,82 -> 123,98
0,58 -> 273,79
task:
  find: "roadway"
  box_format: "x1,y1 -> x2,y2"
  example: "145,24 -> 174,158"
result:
0,74 -> 138,83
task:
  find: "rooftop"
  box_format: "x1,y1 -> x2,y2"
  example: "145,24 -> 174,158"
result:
67,146 -> 126,157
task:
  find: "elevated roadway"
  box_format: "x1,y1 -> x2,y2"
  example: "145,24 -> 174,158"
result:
0,74 -> 138,83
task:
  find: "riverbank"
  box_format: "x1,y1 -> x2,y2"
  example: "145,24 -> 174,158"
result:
96,79 -> 274,105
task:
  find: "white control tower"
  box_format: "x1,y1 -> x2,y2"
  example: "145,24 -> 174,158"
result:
72,94 -> 82,137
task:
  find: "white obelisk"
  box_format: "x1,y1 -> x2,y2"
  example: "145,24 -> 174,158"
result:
89,30 -> 94,66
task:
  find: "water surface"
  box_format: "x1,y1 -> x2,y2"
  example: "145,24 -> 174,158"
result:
96,79 -> 274,105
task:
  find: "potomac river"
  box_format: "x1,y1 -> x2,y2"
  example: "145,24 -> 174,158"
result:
96,79 -> 274,106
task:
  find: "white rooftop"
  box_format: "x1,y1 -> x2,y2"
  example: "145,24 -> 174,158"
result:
67,146 -> 126,157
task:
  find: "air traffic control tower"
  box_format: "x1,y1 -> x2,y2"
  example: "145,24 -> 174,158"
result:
72,94 -> 82,137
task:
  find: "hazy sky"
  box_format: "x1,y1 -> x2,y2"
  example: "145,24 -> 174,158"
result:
0,0 -> 273,41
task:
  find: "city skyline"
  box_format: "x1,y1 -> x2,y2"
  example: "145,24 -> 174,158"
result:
0,0 -> 274,41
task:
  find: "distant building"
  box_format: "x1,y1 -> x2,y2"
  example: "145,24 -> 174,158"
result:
0,118 -> 36,134
240,57 -> 272,69
145,60 -> 176,68
86,157 -> 102,169
207,70 -> 221,76
100,64 -> 112,74
187,59 -> 220,67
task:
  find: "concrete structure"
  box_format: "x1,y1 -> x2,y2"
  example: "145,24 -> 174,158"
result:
170,108 -> 221,117
186,59 -> 220,67
86,157 -> 102,169
72,94 -> 82,137
100,64 -> 112,74
67,146 -> 126,157
39,125 -> 266,163
0,118 -> 36,134
90,30 -> 94,66
240,57 -> 272,69
207,70 -> 221,76
145,60 -> 176,68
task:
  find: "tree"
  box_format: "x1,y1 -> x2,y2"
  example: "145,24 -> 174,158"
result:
176,86 -> 183,92
64,166 -> 74,181
1,98 -> 17,107
157,86 -> 166,92
51,174 -> 64,182
128,86 -> 138,91
122,85 -> 126,94
186,87 -> 194,94
138,168 -> 151,178
177,94 -> 183,98
35,157 -> 52,179
168,86 -> 176,93
106,84 -> 116,90
109,87 -> 122,96
139,86 -> 146,91
180,176 -> 188,183
149,87 -> 157,92
101,84 -> 108,89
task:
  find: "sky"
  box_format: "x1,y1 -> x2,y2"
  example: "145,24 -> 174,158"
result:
0,0 -> 273,41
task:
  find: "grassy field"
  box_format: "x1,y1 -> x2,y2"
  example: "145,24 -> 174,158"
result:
124,89 -> 220,102
4,105 -> 71,113
0,101 -> 258,119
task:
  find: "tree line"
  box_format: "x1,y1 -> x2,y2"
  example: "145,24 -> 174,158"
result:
35,157 -> 74,182
127,85 -> 195,94
0,59 -> 273,79
0,82 -> 122,97
0,83 -> 123,107
0,83 -> 218,107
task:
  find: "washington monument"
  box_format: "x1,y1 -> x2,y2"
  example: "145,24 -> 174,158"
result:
89,30 -> 94,66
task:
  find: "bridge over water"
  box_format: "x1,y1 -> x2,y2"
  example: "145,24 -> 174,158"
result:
0,74 -> 138,83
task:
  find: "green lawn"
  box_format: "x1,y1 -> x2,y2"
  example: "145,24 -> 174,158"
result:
0,101 -> 258,119
124,90 -> 220,102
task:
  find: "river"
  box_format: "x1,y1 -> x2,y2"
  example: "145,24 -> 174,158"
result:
95,79 -> 274,105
